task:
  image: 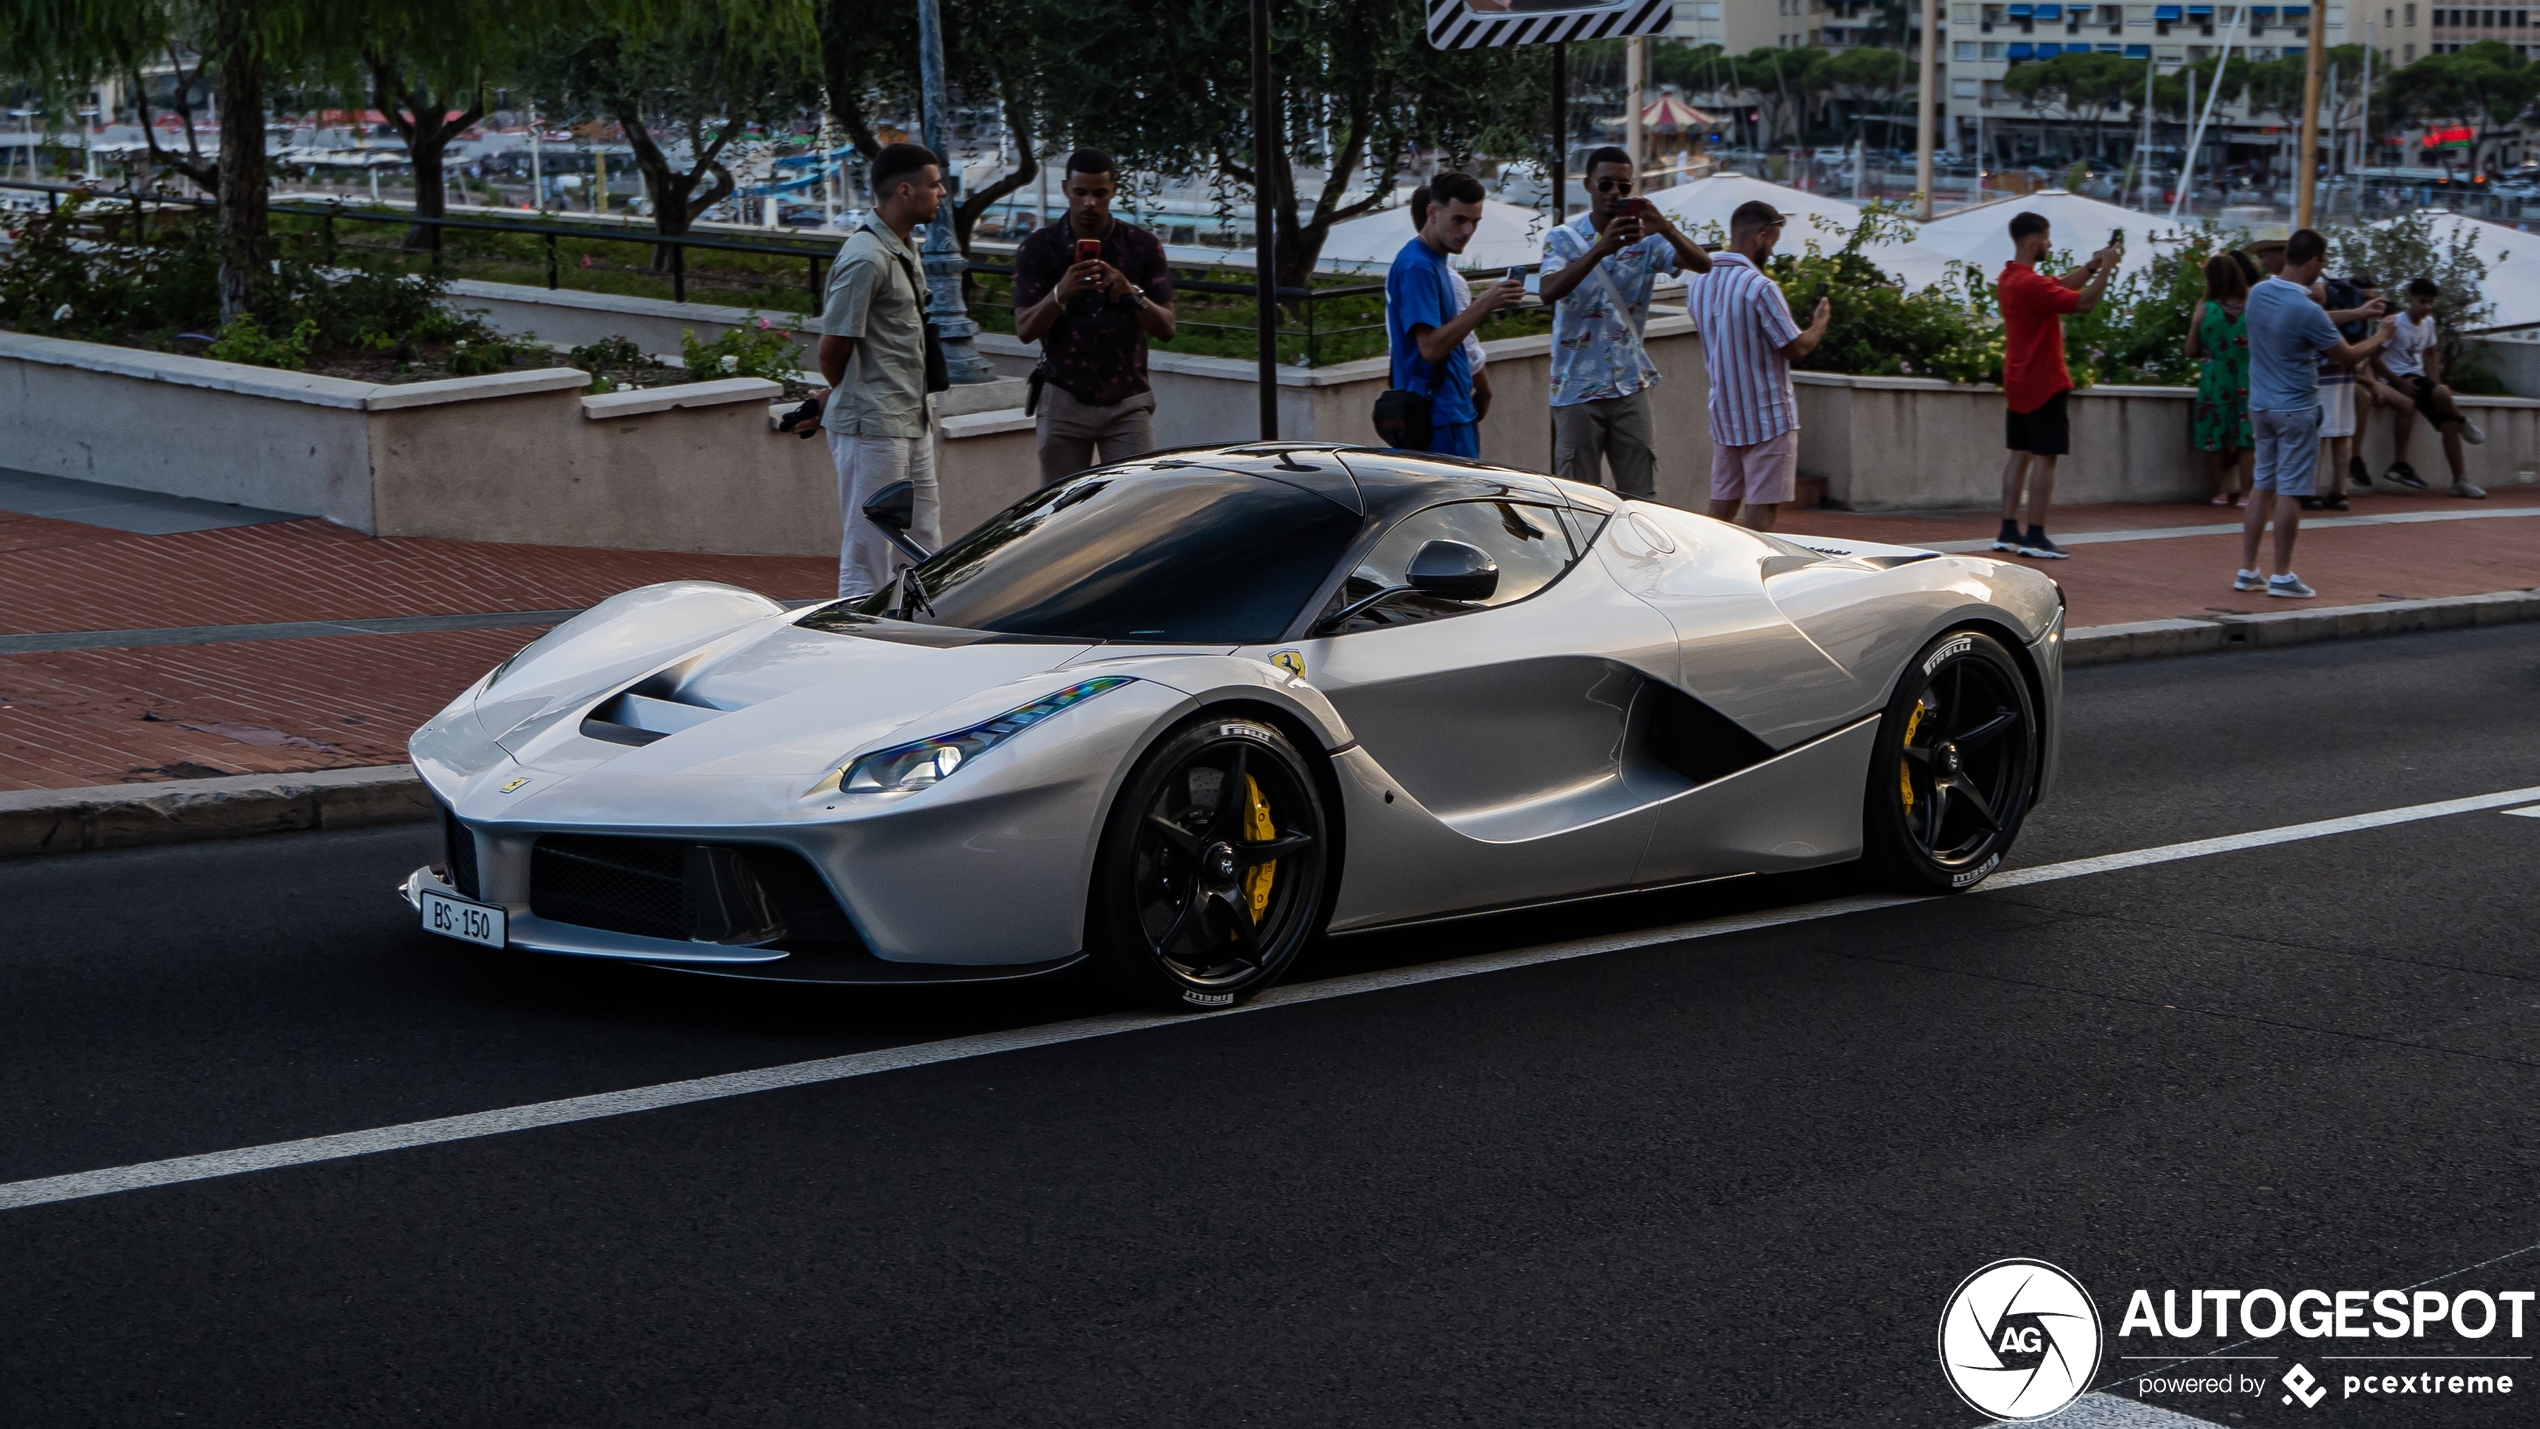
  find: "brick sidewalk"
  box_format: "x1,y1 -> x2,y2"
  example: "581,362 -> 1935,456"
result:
2,485 -> 2534,793
0,515 -> 835,792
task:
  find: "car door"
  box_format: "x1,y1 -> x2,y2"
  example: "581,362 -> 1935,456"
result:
1251,498 -> 1684,924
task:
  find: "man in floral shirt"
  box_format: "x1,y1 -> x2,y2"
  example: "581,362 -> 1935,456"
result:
1537,146 -> 1709,497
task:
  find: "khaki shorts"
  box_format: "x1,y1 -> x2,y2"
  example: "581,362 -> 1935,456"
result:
1710,429 -> 1798,505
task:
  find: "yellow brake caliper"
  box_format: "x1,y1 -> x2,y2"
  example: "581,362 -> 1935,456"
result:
1899,700 -> 1925,811
1241,775 -> 1276,924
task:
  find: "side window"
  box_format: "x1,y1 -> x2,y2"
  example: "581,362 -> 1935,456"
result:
1322,501 -> 1577,633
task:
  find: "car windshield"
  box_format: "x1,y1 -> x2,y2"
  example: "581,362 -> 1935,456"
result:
829,468 -> 1364,643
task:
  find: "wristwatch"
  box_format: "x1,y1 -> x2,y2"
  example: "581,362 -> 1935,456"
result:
1122,283 -> 1152,311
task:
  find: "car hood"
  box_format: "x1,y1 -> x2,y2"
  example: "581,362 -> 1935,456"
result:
490,620 -> 1104,785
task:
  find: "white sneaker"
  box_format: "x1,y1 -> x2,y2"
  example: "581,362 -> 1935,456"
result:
2461,417 -> 2487,445
2452,479 -> 2488,500
2266,574 -> 2317,599
2233,570 -> 2266,592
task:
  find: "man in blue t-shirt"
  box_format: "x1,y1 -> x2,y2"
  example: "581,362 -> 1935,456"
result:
1385,171 -> 1524,458
2237,227 -> 2397,600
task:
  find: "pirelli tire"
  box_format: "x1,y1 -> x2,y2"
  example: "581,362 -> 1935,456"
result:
1863,628 -> 2039,894
1088,713 -> 1332,1011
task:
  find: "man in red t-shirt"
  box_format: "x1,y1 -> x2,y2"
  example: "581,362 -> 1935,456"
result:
1992,212 -> 2115,559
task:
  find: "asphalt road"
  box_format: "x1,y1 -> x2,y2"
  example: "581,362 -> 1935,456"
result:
6,626 -> 2540,1427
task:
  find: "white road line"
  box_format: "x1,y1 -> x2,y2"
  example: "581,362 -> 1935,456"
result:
7,782 -> 2539,1213
1923,504 -> 2540,553
2506,805 -> 2540,819
1986,784 -> 2540,889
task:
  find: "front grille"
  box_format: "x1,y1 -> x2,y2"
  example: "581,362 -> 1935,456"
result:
529,835 -> 863,951
441,804 -> 481,899
532,835 -> 688,940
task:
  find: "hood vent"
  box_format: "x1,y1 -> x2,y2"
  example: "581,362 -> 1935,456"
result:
580,664 -> 733,747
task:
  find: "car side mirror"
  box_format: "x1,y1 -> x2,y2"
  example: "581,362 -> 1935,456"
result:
863,479 -> 915,531
1405,540 -> 1499,602
860,478 -> 933,564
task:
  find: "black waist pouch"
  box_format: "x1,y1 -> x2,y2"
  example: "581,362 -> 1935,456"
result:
1372,388 -> 1433,450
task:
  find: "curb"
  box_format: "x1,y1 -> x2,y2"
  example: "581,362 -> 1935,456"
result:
2063,588 -> 2540,667
5,588 -> 2538,859
0,764 -> 432,859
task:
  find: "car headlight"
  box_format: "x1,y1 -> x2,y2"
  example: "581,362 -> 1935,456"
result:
820,676 -> 1135,795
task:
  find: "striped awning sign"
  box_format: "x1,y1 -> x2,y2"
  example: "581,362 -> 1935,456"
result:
1426,0 -> 1677,49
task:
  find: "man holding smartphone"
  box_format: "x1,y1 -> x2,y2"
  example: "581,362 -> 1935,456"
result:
1536,146 -> 1709,497
1012,149 -> 1176,486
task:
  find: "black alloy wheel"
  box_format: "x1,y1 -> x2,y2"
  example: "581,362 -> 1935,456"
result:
1862,629 -> 2038,893
1090,714 -> 1330,1010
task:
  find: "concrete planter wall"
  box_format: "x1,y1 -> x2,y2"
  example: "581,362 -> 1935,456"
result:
8,294 -> 2535,566
0,329 -> 1037,557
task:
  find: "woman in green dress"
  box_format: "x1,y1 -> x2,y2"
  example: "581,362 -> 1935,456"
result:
2185,252 -> 2253,507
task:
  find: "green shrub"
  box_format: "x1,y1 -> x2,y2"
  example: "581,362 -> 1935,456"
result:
680,317 -> 803,382
204,314 -> 317,369
569,334 -> 651,391
0,194 -> 219,338
445,331 -> 547,376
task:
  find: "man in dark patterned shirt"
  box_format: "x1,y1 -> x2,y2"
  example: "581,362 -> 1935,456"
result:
1012,149 -> 1178,485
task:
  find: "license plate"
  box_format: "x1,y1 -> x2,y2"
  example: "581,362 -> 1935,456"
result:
420,888 -> 506,948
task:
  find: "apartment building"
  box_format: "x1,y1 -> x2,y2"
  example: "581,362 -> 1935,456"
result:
2423,4 -> 2533,54
1670,0 -> 1819,53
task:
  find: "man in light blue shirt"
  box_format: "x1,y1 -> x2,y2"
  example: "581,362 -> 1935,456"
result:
1537,145 -> 1709,496
2237,228 -> 2396,600
1385,172 -> 1523,458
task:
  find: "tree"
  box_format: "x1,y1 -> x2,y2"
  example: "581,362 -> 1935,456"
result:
2,0 -> 359,317
339,0 -> 598,244
128,43 -> 220,197
1736,45 -> 1830,149
818,0 -> 1043,256
535,0 -> 821,263
1027,0 -> 1544,291
1824,45 -> 1913,149
2380,42 -> 2538,172
2001,51 -> 2136,158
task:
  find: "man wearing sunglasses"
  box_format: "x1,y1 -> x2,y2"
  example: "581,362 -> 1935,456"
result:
1536,146 -> 1710,498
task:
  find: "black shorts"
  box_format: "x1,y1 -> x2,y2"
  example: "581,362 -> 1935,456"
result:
2005,389 -> 2070,456
2391,373 -> 2448,423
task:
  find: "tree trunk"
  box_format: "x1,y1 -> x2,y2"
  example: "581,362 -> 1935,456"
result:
818,14 -> 884,160
212,1 -> 271,319
375,67 -> 488,250
614,104 -> 735,274
407,129 -> 449,249
950,85 -> 1037,255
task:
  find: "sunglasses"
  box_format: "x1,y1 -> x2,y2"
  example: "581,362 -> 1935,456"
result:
1593,177 -> 1635,194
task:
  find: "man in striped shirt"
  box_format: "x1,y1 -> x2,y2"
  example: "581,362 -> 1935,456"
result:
1688,200 -> 1829,531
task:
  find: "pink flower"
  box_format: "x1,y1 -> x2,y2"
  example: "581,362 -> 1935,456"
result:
756,317 -> 771,329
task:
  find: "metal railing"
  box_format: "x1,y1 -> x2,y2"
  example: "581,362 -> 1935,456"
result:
0,177 -> 1452,366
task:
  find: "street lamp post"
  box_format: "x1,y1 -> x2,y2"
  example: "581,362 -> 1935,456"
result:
2294,0 -> 2326,227
1914,0 -> 1938,219
916,0 -> 995,383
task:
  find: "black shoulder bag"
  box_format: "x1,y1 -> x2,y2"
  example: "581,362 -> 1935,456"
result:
887,247 -> 951,395
1371,387 -> 1433,450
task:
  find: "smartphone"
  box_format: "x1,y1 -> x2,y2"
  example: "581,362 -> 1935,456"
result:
1809,279 -> 1829,312
1625,197 -> 1653,221
1075,238 -> 1102,265
2108,227 -> 2125,251
1510,264 -> 1541,297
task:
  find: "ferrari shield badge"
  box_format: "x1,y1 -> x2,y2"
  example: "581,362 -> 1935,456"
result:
1269,649 -> 1306,680
498,777 -> 531,793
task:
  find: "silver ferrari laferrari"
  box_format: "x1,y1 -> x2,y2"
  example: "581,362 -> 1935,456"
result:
406,443 -> 2064,1008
